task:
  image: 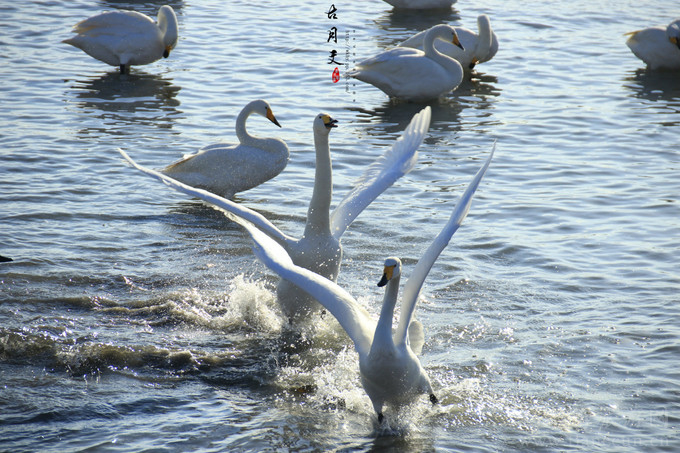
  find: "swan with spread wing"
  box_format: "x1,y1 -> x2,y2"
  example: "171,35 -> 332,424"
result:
120,107 -> 431,322
238,144 -> 494,422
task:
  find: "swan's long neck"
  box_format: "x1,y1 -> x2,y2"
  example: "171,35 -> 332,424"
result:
235,103 -> 261,148
372,274 -> 400,351
424,28 -> 463,76
476,16 -> 492,57
158,7 -> 178,48
304,128 -> 332,236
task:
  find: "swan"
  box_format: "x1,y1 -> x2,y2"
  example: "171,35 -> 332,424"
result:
161,100 -> 288,199
382,0 -> 455,9
63,5 -> 178,74
238,144 -> 494,422
119,107 -> 431,322
349,25 -> 465,102
400,15 -> 499,70
626,19 -> 680,70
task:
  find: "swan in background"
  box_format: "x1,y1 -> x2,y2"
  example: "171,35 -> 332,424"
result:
382,0 -> 454,10
63,5 -> 178,74
239,144 -> 494,423
349,25 -> 464,102
400,15 -> 499,70
119,107 -> 431,322
626,19 -> 680,70
162,100 -> 287,199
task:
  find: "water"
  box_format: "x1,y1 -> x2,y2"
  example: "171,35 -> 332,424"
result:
1,0 -> 678,451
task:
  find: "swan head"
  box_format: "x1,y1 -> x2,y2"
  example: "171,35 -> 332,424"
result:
250,99 -> 282,127
158,5 -> 179,58
428,24 -> 464,51
314,113 -> 338,134
377,257 -> 401,287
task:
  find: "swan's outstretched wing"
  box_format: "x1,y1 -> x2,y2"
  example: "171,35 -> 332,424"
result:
118,148 -> 295,247
394,143 -> 495,344
330,106 -> 431,240
240,219 -> 376,357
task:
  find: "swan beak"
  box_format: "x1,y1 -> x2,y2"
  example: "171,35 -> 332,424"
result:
452,34 -> 464,51
163,45 -> 172,58
266,109 -> 282,128
670,36 -> 680,50
377,264 -> 395,287
323,115 -> 338,129
469,58 -> 478,69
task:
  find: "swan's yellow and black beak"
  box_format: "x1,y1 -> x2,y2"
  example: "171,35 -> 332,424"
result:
377,264 -> 396,287
322,114 -> 338,129
163,45 -> 172,58
452,34 -> 464,51
469,57 -> 478,70
670,36 -> 680,50
266,108 -> 282,128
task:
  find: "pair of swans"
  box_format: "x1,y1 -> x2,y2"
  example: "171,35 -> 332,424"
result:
162,100 -> 289,199
64,5 -> 178,74
219,144 -> 495,423
399,15 -> 499,71
349,25 -> 465,102
626,18 -> 680,70
120,107 -> 432,322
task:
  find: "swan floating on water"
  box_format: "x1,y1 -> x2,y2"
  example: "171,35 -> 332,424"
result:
119,107 -> 431,322
162,100 -> 288,199
626,19 -> 680,70
238,143 -> 495,422
400,15 -> 499,70
63,5 -> 178,74
349,25 -> 465,102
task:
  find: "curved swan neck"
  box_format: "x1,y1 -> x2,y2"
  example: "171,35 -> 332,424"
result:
373,275 -> 401,348
424,27 -> 463,75
158,6 -> 178,47
235,103 -> 262,148
476,15 -> 492,56
305,128 -> 332,235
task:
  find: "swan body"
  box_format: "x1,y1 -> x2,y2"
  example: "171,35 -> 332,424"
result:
400,15 -> 499,70
119,107 -> 432,322
626,19 -> 680,70
382,0 -> 454,10
238,144 -> 495,421
161,100 -> 288,199
349,25 -> 465,101
64,5 -> 178,74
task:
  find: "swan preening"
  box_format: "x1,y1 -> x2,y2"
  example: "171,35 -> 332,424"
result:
119,106 -> 432,322
162,100 -> 288,199
400,15 -> 499,70
240,143 -> 495,422
349,25 -> 465,102
63,5 -> 178,74
626,19 -> 680,70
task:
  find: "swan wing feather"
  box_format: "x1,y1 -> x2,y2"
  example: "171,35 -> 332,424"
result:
118,148 -> 295,247
330,106 -> 431,239
395,143 -> 495,344
241,220 -> 375,357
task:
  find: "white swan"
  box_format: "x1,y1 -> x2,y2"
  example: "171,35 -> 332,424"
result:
238,144 -> 494,422
161,100 -> 288,199
119,107 -> 431,322
382,0 -> 454,10
400,15 -> 499,70
626,19 -> 680,70
63,5 -> 178,74
349,25 -> 464,102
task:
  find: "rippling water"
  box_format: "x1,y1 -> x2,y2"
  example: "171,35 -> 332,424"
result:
1,0 -> 679,451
